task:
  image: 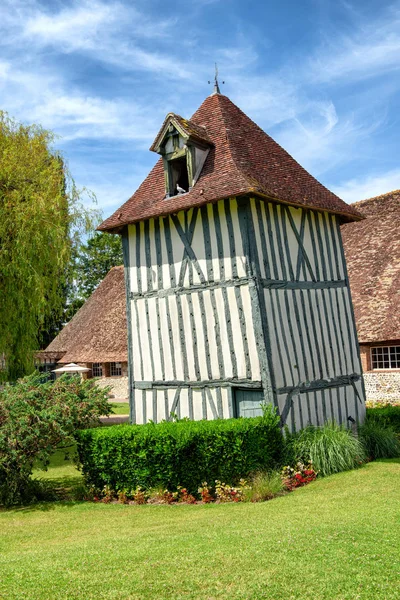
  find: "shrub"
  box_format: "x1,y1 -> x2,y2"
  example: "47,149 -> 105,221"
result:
358,420 -> 400,460
0,373 -> 111,505
292,422 -> 365,477
243,471 -> 284,502
75,410 -> 284,494
366,406 -> 400,434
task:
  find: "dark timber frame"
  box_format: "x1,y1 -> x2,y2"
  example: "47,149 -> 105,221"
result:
123,194 -> 365,429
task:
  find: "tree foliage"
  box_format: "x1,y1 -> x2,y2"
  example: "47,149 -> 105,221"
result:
0,112 -> 96,379
0,372 -> 112,505
69,232 -> 123,317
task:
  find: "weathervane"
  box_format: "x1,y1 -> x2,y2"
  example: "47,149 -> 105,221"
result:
208,63 -> 224,94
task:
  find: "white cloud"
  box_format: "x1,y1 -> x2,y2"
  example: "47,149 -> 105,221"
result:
14,0 -> 188,79
0,58 -> 160,141
0,0 -> 398,220
308,5 -> 400,84
24,1 -> 117,50
333,169 -> 400,204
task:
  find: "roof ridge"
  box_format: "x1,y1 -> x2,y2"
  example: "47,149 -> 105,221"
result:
216,94 -> 348,204
213,95 -> 249,186
193,94 -> 258,191
352,189 -> 400,206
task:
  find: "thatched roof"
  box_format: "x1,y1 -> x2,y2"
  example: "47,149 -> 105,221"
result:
342,190 -> 400,344
44,266 -> 127,363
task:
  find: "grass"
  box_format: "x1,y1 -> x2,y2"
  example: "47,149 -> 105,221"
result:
32,445 -> 83,500
109,402 -> 130,415
243,470 -> 284,502
1,459 -> 399,599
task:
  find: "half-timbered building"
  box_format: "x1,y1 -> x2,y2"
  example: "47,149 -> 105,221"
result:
98,87 -> 366,430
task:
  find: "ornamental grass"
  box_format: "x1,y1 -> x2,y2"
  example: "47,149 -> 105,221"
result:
292,422 -> 365,477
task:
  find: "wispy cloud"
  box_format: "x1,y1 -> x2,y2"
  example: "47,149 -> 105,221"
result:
274,102 -> 383,176
0,60 -> 159,142
23,0 -> 189,79
333,169 -> 400,204
0,0 -> 398,217
308,3 -> 400,83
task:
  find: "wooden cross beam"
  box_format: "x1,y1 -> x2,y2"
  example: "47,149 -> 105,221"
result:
284,206 -> 317,282
172,209 -> 206,285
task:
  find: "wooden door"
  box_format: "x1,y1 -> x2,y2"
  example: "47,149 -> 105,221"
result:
235,389 -> 264,418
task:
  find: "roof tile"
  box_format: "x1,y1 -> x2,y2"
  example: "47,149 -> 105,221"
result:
99,94 -> 361,231
45,266 -> 128,363
342,190 -> 400,343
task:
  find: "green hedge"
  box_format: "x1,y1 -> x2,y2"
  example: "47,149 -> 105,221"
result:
75,415 -> 284,493
366,406 -> 400,433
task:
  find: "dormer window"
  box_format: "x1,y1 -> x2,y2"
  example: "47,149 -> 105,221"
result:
150,113 -> 212,199
170,156 -> 189,196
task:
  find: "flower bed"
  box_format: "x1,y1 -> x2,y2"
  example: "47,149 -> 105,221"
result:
81,465 -> 318,505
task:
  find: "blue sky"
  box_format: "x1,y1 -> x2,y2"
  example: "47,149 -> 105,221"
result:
1,0 -> 400,221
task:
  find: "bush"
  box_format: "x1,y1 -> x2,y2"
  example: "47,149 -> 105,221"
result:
76,409 -> 284,494
366,406 -> 400,434
0,373 -> 111,505
292,422 -> 365,477
358,420 -> 400,460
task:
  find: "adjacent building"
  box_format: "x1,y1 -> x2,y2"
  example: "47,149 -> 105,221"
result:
342,190 -> 400,403
37,266 -> 129,398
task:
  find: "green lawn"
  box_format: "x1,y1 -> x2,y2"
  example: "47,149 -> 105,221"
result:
109,402 -> 130,415
1,459 -> 399,599
32,445 -> 83,500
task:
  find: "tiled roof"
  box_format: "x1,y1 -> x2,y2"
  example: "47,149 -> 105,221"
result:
99,93 -> 362,231
45,266 -> 128,363
342,190 -> 400,344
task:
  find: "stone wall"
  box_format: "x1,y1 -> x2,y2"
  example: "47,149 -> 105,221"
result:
96,376 -> 128,400
363,372 -> 400,403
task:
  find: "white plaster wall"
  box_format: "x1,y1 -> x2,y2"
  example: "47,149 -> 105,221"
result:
127,198 -> 260,385
132,386 -> 231,424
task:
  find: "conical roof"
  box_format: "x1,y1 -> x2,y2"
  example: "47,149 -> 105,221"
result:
99,93 -> 361,231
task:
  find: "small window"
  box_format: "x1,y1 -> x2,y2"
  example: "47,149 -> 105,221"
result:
371,346 -> 400,370
169,157 -> 189,196
92,362 -> 103,377
235,389 -> 264,418
110,362 -> 122,376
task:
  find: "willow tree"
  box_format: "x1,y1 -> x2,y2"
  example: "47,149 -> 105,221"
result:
0,112 -> 95,380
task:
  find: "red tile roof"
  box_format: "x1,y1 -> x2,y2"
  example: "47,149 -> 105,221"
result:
342,190 -> 400,343
98,93 -> 362,231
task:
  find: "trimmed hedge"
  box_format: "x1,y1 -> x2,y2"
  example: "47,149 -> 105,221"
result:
366,406 -> 400,433
75,415 -> 284,493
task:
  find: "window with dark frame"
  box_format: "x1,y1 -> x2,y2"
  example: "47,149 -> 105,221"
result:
110,362 -> 122,376
169,156 -> 189,196
92,362 -> 103,377
371,346 -> 400,370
